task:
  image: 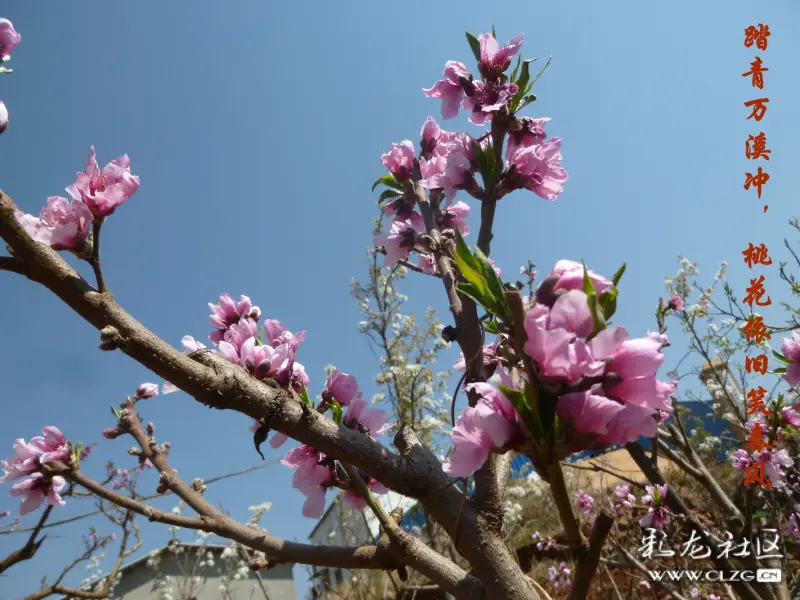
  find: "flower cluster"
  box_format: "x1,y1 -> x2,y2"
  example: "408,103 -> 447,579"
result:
780,331 -> 800,386
423,33 -> 522,125
786,504 -> 800,541
640,484 -> 671,530
731,446 -> 792,487
374,30 -> 568,270
1,427 -> 70,515
531,531 -> 556,551
278,369 -> 390,518
0,18 -> 21,134
15,147 -> 140,253
548,562 -> 572,589
574,489 -> 594,516
182,293 -> 308,393
613,483 -> 636,512
445,260 -> 675,478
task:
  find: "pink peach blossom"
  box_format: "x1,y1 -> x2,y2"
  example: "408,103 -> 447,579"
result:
15,196 -> 93,252
374,218 -> 425,268
422,61 -> 472,120
0,19 -> 21,59
10,473 -> 67,515
66,147 -> 140,219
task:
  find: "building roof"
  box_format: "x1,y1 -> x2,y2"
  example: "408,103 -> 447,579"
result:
58,541 -> 294,600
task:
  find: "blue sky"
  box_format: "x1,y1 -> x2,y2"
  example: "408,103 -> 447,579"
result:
1,2 -> 799,598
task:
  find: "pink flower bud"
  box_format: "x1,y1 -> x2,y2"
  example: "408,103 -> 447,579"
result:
667,294 -> 684,311
0,101 -> 8,134
135,382 -> 159,399
103,427 -> 120,439
0,19 -> 21,59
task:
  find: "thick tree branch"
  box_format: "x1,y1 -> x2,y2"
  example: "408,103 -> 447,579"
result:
566,512 -> 613,600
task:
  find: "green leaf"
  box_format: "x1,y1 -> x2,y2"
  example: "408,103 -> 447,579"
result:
471,140 -> 496,189
456,282 -> 497,314
452,230 -> 508,319
372,174 -> 404,193
515,59 -> 535,96
773,350 -> 790,364
611,262 -> 627,287
482,317 -> 499,335
509,61 -> 531,113
466,32 -> 482,62
72,442 -> 83,464
582,262 -> 596,297
772,367 -> 787,375
500,384 -> 544,443
491,25 -> 497,39
110,405 -> 121,420
599,287 -> 618,321
329,400 -> 344,425
378,189 -> 403,204
474,246 -> 510,320
526,56 -> 552,91
515,95 -> 537,112
453,229 -> 483,283
510,55 -> 521,82
300,384 -> 311,406
583,262 -> 606,337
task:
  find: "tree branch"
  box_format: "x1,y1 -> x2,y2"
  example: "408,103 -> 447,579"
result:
0,505 -> 53,574
0,255 -> 25,274
57,463 -> 401,572
0,188 -> 537,600
566,512 -> 613,600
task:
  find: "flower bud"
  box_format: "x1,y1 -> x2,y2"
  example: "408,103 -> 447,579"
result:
102,427 -> 121,439
0,101 -> 8,134
667,294 -> 685,311
135,383 -> 159,399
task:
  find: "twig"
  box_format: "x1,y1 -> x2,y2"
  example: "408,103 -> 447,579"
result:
1,460 -> 281,536
341,463 -> 483,599
603,565 -> 624,600
560,460 -> 646,490
88,221 -> 107,294
0,505 -> 54,574
0,255 -> 24,274
615,545 -> 689,600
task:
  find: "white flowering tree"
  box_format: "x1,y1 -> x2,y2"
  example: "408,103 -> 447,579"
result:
1,17 -> 799,600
